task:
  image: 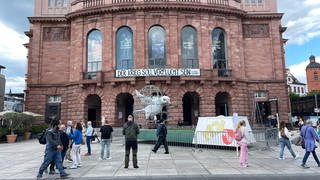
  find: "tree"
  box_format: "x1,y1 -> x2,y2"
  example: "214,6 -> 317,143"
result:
289,92 -> 300,100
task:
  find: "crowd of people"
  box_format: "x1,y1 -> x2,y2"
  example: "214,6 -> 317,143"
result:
36,114 -> 169,179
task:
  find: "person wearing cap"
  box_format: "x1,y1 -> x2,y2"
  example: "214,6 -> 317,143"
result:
300,120 -> 320,168
152,119 -> 169,154
122,115 -> 140,168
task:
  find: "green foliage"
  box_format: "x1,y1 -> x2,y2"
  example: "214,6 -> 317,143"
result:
307,90 -> 320,97
15,127 -> 26,136
30,124 -> 50,135
289,92 -> 300,100
0,127 -> 10,138
3,112 -> 24,135
3,112 -> 37,135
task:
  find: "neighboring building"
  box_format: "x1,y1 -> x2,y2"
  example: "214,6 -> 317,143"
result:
286,68 -> 306,96
3,93 -> 24,112
25,0 -> 289,127
0,65 -> 5,112
306,55 -> 320,92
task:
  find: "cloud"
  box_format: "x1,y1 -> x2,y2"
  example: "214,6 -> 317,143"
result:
5,76 -> 25,93
288,60 -> 309,85
0,21 -> 28,61
279,0 -> 320,45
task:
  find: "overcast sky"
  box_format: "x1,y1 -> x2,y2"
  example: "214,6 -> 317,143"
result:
0,0 -> 319,93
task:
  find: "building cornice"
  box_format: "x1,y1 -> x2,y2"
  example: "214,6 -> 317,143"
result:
66,3 -> 246,20
244,13 -> 283,20
28,16 -> 68,23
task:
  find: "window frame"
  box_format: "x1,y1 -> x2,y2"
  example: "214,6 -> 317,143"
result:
148,25 -> 166,68
181,25 -> 199,68
116,26 -> 134,70
86,29 -> 102,74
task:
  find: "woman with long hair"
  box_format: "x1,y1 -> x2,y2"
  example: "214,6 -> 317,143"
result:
278,121 -> 297,160
69,122 -> 83,169
236,120 -> 249,168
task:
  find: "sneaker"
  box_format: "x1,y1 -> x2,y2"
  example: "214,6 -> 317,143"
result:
36,176 -> 42,180
65,159 -> 73,163
84,153 -> 91,156
99,157 -> 103,161
294,153 -> 299,160
124,166 -> 128,168
164,152 -> 169,154
107,157 -> 112,160
60,173 -> 70,179
134,166 -> 139,168
278,157 -> 285,160
77,164 -> 82,167
69,165 -> 78,169
301,164 -> 310,169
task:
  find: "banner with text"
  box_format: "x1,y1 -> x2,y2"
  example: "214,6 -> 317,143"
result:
115,68 -> 200,78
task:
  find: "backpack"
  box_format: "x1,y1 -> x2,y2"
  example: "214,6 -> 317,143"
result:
38,129 -> 48,145
234,129 -> 242,141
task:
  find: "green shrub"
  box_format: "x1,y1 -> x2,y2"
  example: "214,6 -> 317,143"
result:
15,127 -> 26,136
0,127 -> 10,138
31,124 -> 50,134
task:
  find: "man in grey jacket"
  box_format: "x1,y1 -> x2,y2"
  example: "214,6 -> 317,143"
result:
37,120 -> 69,179
122,115 -> 140,168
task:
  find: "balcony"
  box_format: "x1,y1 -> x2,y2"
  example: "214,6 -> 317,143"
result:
83,0 -> 229,8
81,71 -> 104,86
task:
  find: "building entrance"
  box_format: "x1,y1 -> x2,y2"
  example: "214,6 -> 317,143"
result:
183,92 -> 200,126
85,94 -> 101,128
215,92 -> 230,116
116,93 -> 134,126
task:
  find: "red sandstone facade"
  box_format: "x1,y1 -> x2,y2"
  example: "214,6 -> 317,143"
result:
306,55 -> 320,92
25,0 -> 288,127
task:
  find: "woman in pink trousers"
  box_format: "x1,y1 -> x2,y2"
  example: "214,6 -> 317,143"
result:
235,120 -> 249,168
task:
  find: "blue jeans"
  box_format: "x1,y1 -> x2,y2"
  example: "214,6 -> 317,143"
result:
302,149 -> 320,165
37,149 -> 66,177
86,136 -> 92,154
279,137 -> 296,158
100,139 -> 111,159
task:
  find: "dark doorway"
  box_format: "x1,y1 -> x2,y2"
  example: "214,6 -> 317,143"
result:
85,94 -> 101,128
116,93 -> 134,126
183,92 -> 200,126
215,92 -> 230,116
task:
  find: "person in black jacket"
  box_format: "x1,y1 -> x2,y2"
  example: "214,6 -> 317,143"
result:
152,119 -> 169,154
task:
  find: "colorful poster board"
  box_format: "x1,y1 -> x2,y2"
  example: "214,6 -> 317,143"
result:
193,115 -> 256,146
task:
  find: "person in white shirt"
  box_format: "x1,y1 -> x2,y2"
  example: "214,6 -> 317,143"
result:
85,121 -> 94,156
279,121 -> 298,160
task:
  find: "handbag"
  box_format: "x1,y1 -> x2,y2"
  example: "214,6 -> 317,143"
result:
280,128 -> 289,139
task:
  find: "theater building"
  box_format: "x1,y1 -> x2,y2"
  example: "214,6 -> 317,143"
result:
25,0 -> 288,127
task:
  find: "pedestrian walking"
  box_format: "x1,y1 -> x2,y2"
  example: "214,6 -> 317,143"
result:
36,120 -> 69,179
235,120 -> 249,168
85,121 -> 94,156
122,115 -> 140,168
65,120 -> 73,162
152,120 -> 169,154
69,122 -> 83,169
100,119 -> 113,160
48,123 -> 69,174
278,121 -> 298,160
300,120 -> 320,168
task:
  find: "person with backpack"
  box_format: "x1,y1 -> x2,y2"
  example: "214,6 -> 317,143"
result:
235,120 -> 249,168
278,121 -> 298,160
122,115 -> 140,168
152,119 -> 169,154
36,119 -> 69,179
85,121 -> 94,156
99,119 -> 113,160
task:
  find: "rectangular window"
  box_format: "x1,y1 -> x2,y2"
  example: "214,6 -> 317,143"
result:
62,0 -> 67,7
315,74 -> 318,80
48,0 -> 54,7
294,87 -> 296,93
302,88 -> 304,94
48,95 -> 61,103
255,91 -> 267,98
55,0 -> 61,7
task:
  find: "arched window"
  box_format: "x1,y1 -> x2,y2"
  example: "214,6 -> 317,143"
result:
55,0 -> 61,7
62,0 -> 68,7
212,28 -> 228,76
314,72 -> 318,80
48,0 -> 54,7
86,30 -> 102,79
116,27 -> 133,69
148,26 -> 166,68
181,26 -> 198,68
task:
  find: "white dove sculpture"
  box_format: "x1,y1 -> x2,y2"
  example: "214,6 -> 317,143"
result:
133,90 -> 171,120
